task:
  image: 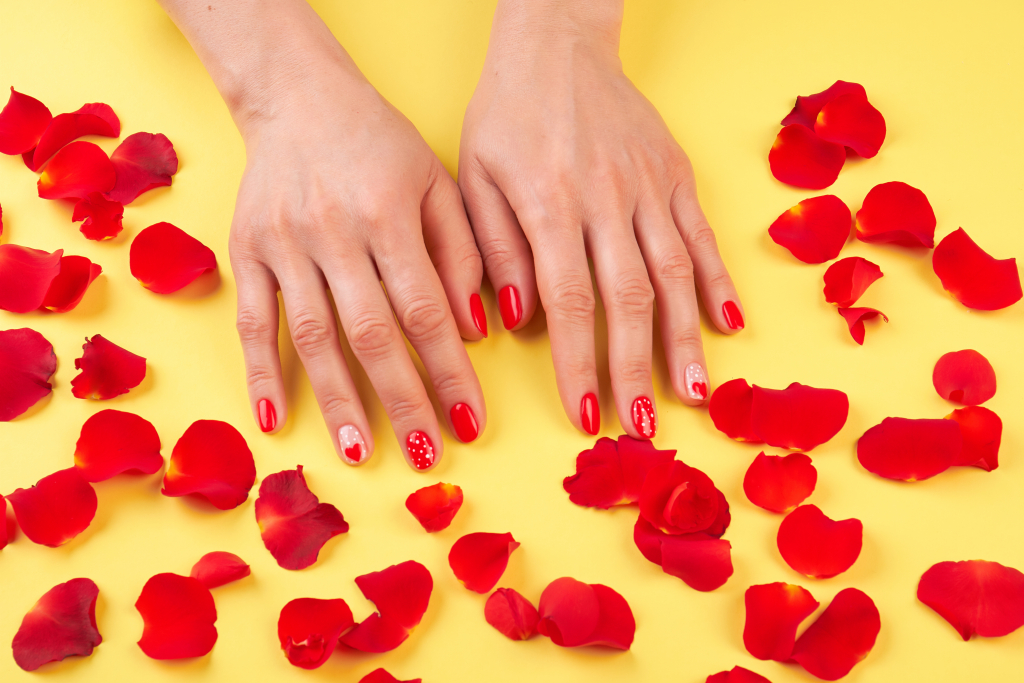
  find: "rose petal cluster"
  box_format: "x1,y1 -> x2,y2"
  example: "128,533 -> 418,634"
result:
0,244 -> 101,314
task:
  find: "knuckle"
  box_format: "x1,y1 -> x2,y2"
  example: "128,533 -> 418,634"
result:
482,239 -> 521,276
347,310 -> 398,360
236,308 -> 275,346
398,295 -> 450,344
668,328 -> 703,353
245,364 -> 277,387
609,274 -> 655,313
547,279 -> 595,322
616,358 -> 651,386
320,393 -> 358,419
686,221 -> 719,253
703,268 -> 733,291
430,370 -> 467,399
653,249 -> 696,291
384,396 -> 423,426
289,312 -> 335,356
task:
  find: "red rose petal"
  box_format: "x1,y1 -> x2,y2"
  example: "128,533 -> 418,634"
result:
777,504 -> 863,579
74,409 -> 163,482
706,667 -> 773,683
12,578 -> 101,671
932,228 -> 1022,310
790,588 -> 880,680
485,587 -> 539,641
190,552 -> 251,590
29,103 -> 120,171
37,141 -> 116,200
823,256 -> 883,307
633,517 -> 733,591
705,489 -> 732,538
743,452 -> 817,514
70,334 -> 146,400
563,435 -> 676,508
814,93 -> 886,158
782,80 -> 867,128
918,560 -> 1024,640
537,577 -> 635,650
857,417 -> 961,481
0,244 -> 62,313
933,349 -> 996,405
359,669 -> 421,683
72,192 -> 124,241
768,195 -> 851,264
709,378 -> 760,442
751,383 -> 849,452
0,327 -> 56,421
744,582 -> 819,662
855,181 -> 936,248
340,561 -> 433,653
108,132 -> 178,205
947,406 -> 1001,471
0,88 -> 51,155
639,460 -> 720,535
130,222 -> 217,294
405,482 -> 463,532
7,468 -> 96,547
277,597 -> 353,669
449,531 -> 520,593
838,306 -> 888,345
768,124 -> 846,190
135,573 -> 217,659
41,254 -> 102,313
162,420 -> 256,510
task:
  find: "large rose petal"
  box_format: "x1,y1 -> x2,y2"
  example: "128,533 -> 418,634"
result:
947,406 -> 1001,471
41,255 -> 102,313
857,417 -> 961,481
563,435 -> 676,508
777,504 -> 862,579
0,327 -> 56,421
135,573 -> 217,659
838,307 -> 888,345
190,552 -> 251,590
70,334 -> 146,400
485,587 -> 539,641
744,582 -> 819,662
933,349 -> 996,405
130,222 -> 217,294
405,482 -> 463,532
37,141 -> 116,200
0,244 -> 62,313
359,670 -> 421,683
751,383 -> 849,451
12,578 -> 101,671
768,195 -> 850,264
855,181 -> 936,248
917,560 -> 1024,640
633,517 -> 733,591
706,667 -> 773,683
790,588 -> 880,681
768,124 -> 846,190
932,228 -> 1022,310
278,597 -> 353,669
537,577 -> 635,650
108,132 -> 178,205
743,452 -> 817,514
162,420 -> 256,510
7,468 -> 97,547
72,192 -> 124,241
814,93 -> 886,158
709,378 -> 760,442
823,256 -> 883,307
639,460 -> 720,535
74,409 -> 162,482
781,81 -> 867,128
448,532 -> 520,593
0,88 -> 51,155
28,103 -> 120,171
340,561 -> 433,653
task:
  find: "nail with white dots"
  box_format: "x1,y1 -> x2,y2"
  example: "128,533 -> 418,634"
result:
685,363 -> 708,402
406,430 -> 436,471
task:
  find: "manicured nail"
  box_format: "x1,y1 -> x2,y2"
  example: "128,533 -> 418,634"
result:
450,403 -> 479,442
631,396 -> 657,439
580,393 -> 600,435
685,363 -> 708,401
470,293 -> 488,337
258,398 -> 276,433
407,430 -> 436,470
338,425 -> 368,465
723,300 -> 745,330
498,285 -> 522,330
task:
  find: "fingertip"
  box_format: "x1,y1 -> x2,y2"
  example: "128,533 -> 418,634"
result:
469,292 -> 489,338
338,424 -> 372,466
721,299 -> 746,333
450,402 -> 482,443
406,429 -> 442,472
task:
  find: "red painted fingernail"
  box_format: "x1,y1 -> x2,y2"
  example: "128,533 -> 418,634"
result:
407,431 -> 436,470
470,293 -> 488,337
450,403 -> 479,442
632,396 -> 657,439
258,398 -> 276,433
498,285 -> 522,330
580,393 -> 600,435
723,300 -> 745,330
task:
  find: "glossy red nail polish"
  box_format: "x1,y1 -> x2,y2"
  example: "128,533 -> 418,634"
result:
498,285 -> 522,330
632,396 -> 657,439
470,293 -> 488,337
407,431 -> 436,470
723,300 -> 745,330
580,393 -> 600,435
258,398 -> 276,433
450,403 -> 479,442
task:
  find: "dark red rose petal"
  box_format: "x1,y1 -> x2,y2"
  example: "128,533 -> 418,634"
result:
563,435 -> 676,509
0,244 -> 62,313
633,517 -> 733,591
135,573 -> 217,660
28,103 -> 120,171
74,409 -> 162,482
536,577 -> 635,650
485,587 -> 539,641
933,349 -> 996,405
254,465 -> 348,570
71,334 -> 146,400
855,181 -> 936,248
814,93 -> 886,158
743,452 -> 817,514
777,504 -> 862,579
704,489 -> 732,538
0,88 -> 51,155
37,141 -> 116,200
768,195 -> 851,264
41,255 -> 102,313
823,256 -> 883,307
918,560 -> 1024,640
72,192 -> 124,241
706,667 -> 773,683
0,327 -> 56,421
639,460 -> 720,535
932,228 -> 1022,310
448,532 -> 520,593
751,383 -> 849,451
838,307 -> 888,345
7,468 -> 96,547
12,578 -> 101,671
790,588 -> 880,681
277,597 -> 353,669
162,420 -> 256,510
768,124 -> 846,190
947,406 -> 1001,471
340,561 -> 433,653
190,552 -> 251,590
130,222 -> 217,294
857,417 -> 961,481
405,482 -> 463,532
709,378 -> 760,442
108,132 -> 178,205
782,81 -> 867,128
744,582 -> 819,662
359,669 -> 421,683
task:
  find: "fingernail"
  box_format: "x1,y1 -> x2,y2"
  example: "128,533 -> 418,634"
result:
631,396 -> 657,439
498,285 -> 522,330
470,293 -> 488,337
258,398 -> 276,433
407,430 -> 436,470
723,300 -> 745,330
580,392 -> 600,435
338,425 -> 368,465
685,363 -> 708,401
450,403 -> 479,442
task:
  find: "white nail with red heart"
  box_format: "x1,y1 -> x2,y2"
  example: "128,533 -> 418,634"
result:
339,425 -> 368,465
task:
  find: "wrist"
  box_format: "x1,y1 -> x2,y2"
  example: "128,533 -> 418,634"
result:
489,0 -> 624,61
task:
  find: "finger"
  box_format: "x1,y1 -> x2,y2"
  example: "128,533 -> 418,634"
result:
233,260 -> 287,434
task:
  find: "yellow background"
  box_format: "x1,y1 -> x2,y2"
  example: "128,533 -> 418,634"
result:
2,0 -> 1023,681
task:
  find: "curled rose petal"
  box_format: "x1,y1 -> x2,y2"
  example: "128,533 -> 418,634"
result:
340,561 -> 433,653
130,222 -> 217,294
74,409 -> 162,482
0,244 -> 62,313
744,582 -> 819,662
823,256 -> 883,307
857,417 -> 961,481
947,406 -> 1001,471
768,195 -> 850,264
7,468 -> 97,547
485,587 -> 539,641
838,307 -> 888,345
751,383 -> 849,451
71,334 -> 146,400
639,460 -> 720,535
29,103 -> 120,171
278,597 -> 353,669
706,667 -> 773,683
37,141 -> 116,200
108,132 -> 178,205
855,181 -> 936,248
162,420 -> 256,510
768,124 -> 846,190
933,349 -> 996,405
782,80 -> 867,128
790,588 -> 880,681
12,578 -> 101,671
633,517 -> 733,591
537,577 -> 635,650
449,532 -> 520,593
814,93 -> 886,158
777,504 -> 862,579
405,482 -> 463,532
918,560 -> 1024,640
359,669 -> 421,683
0,327 -> 56,421
41,255 -> 102,313
563,435 -> 676,508
255,466 -> 348,569
72,192 -> 124,241
932,228 -> 1022,310
190,552 -> 251,590
0,88 -> 51,155
709,378 -> 760,442
135,573 -> 217,659
743,452 -> 817,514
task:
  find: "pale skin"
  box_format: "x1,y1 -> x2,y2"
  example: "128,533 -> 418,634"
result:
159,0 -> 743,471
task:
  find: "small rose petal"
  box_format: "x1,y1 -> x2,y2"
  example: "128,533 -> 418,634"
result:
782,81 -> 867,128
814,93 -> 886,158
537,577 -> 635,650
743,452 -> 817,514
135,573 -> 217,659
340,561 -> 433,653
359,669 -> 421,683
41,255 -> 102,312
823,257 -> 883,307
933,349 -> 996,405
768,124 -> 846,190
563,435 -> 676,508
130,222 -> 217,294
29,103 -> 120,171
709,378 -> 760,442
768,195 -> 851,264
777,504 -> 863,579
162,420 -> 256,510
37,141 -> 116,200
254,465 -> 348,569
7,468 -> 96,547
74,409 -> 162,482
12,578 -> 101,671
449,532 -> 520,593
405,482 -> 463,532
108,132 -> 178,205
639,460 -> 720,535
751,383 -> 849,452
485,588 -> 539,641
706,667 -> 773,683
70,334 -> 146,400
277,597 -> 353,669
0,88 -> 51,155
72,192 -> 123,241
918,560 -> 1024,640
633,517 -> 734,592
790,588 -> 880,681
838,307 -> 888,345
0,327 -> 56,421
857,417 -> 961,481
744,582 -> 819,662
0,244 -> 62,313
855,181 -> 936,248
190,552 -> 251,590
947,406 -> 1001,471
932,228 -> 1022,310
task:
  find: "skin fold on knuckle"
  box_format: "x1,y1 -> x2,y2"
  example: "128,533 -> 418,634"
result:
384,395 -> 427,428
615,358 -> 652,387
236,308 -> 276,347
319,393 -> 359,422
651,248 -> 696,293
607,274 -> 655,317
546,278 -> 596,325
346,310 -> 399,362
397,294 -> 450,346
289,312 -> 336,357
